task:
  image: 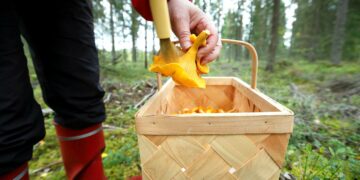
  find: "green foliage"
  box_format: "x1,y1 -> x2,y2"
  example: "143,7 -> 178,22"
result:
103,127 -> 140,179
100,61 -> 153,83
290,0 -> 339,61
221,8 -> 244,61
286,143 -> 359,179
92,0 -> 106,23
344,0 -> 360,60
29,117 -> 65,179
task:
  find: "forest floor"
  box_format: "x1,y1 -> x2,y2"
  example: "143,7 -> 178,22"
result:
28,58 -> 360,179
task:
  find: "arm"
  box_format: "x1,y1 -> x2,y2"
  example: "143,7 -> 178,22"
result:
132,0 -> 221,64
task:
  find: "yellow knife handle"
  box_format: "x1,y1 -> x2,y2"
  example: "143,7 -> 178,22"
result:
150,0 -> 172,39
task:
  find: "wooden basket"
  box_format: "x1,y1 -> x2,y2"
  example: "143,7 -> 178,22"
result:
135,39 -> 294,180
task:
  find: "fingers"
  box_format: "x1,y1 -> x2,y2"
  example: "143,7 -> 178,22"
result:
201,40 -> 222,64
197,33 -> 218,59
169,1 -> 222,63
171,16 -> 192,50
193,17 -> 219,62
178,30 -> 192,51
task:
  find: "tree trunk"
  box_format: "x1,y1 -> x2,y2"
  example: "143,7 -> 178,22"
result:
331,0 -> 349,65
132,35 -> 137,62
307,1 -> 322,61
123,49 -> 127,61
131,10 -> 137,62
109,1 -> 116,64
217,0 -> 222,31
265,0 -> 280,72
202,0 -> 207,13
144,21 -> 148,68
152,25 -> 156,54
235,14 -> 243,61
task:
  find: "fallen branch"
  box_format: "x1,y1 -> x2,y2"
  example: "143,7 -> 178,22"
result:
30,160 -> 63,175
103,92 -> 112,103
134,88 -> 156,109
103,124 -> 127,132
280,172 -> 296,180
131,82 -> 141,90
42,108 -> 54,116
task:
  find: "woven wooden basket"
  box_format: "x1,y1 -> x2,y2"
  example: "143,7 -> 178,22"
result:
135,39 -> 294,180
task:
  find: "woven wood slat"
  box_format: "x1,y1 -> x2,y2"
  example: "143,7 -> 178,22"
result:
259,134 -> 290,167
210,135 -> 257,168
143,148 -> 182,179
137,135 -> 157,163
146,135 -> 168,146
233,149 -> 279,179
139,134 -> 289,180
172,172 -> 189,180
220,173 -> 238,180
192,135 -> 216,147
186,148 -> 231,179
161,136 -> 206,167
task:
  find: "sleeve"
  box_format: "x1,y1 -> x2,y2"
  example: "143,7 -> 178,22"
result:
132,0 -> 193,21
131,0 -> 153,21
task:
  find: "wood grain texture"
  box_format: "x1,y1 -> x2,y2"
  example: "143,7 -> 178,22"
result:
161,136 -> 205,167
146,135 -> 167,146
137,135 -> 157,163
259,134 -> 291,167
172,172 -> 189,180
136,113 -> 293,135
142,170 -> 152,180
233,149 -> 279,179
186,148 -> 230,180
211,135 -> 257,168
143,148 -> 182,180
221,173 -> 238,180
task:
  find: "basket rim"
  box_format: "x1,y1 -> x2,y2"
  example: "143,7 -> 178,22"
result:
136,77 -> 294,117
135,77 -> 294,135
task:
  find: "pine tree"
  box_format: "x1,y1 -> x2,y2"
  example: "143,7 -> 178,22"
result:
109,0 -> 116,64
343,0 -> 360,61
130,6 -> 140,62
290,0 -> 337,60
331,0 -> 349,65
266,0 -> 280,72
144,21 -> 148,68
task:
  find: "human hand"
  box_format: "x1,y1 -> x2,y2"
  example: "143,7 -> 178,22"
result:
168,0 -> 222,64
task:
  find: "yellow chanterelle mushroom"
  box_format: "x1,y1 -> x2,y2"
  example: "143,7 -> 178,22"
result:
149,30 -> 210,88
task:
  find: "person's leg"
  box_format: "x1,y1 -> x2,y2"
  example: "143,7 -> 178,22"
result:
18,0 -> 106,179
18,0 -> 106,129
0,1 -> 45,178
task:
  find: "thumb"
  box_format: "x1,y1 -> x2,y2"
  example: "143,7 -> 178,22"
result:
173,17 -> 192,50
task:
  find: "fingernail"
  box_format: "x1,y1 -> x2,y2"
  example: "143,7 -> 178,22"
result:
183,41 -> 191,50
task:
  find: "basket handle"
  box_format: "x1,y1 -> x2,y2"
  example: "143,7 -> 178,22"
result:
156,39 -> 258,89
